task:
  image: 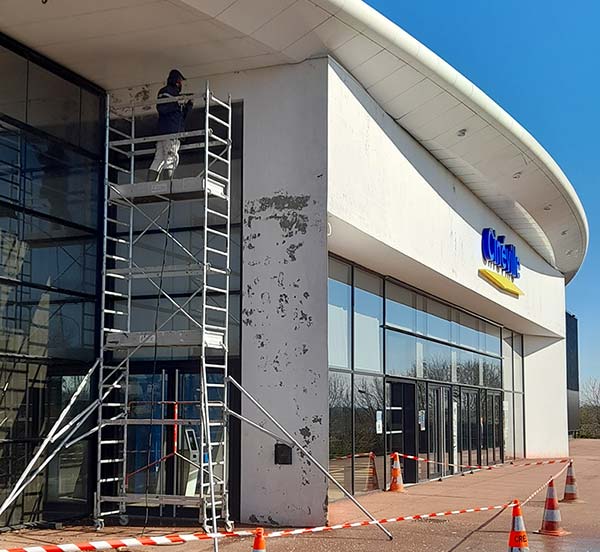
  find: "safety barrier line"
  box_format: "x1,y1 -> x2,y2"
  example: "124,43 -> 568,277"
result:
397,452 -> 570,472
265,502 -> 516,538
521,463 -> 570,506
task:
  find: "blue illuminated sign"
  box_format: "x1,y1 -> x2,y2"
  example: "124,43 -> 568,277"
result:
481,228 -> 520,279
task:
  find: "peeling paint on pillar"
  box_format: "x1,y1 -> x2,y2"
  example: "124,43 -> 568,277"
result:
239,59 -> 329,528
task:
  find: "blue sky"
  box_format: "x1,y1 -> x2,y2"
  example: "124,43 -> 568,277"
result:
365,0 -> 599,382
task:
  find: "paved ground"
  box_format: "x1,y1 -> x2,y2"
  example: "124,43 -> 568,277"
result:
2,439 -> 599,552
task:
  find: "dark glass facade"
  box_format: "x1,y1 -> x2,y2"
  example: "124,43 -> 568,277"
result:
328,256 -> 525,499
0,37 -> 104,525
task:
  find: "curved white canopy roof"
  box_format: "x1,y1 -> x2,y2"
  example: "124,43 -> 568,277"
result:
0,0 -> 588,280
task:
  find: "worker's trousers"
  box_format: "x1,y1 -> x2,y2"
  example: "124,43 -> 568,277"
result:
150,138 -> 180,175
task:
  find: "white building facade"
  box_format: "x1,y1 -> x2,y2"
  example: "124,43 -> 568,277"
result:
0,0 -> 588,531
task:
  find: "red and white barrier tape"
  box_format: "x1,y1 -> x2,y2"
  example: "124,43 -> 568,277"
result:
397,452 -> 570,472
521,463 -> 570,506
0,530 -> 255,552
0,502 -> 517,552
265,501 -> 516,538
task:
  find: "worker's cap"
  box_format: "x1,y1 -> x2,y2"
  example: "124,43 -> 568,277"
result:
168,69 -> 186,82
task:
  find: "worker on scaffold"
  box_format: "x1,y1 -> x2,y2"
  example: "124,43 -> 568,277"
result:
148,69 -> 193,181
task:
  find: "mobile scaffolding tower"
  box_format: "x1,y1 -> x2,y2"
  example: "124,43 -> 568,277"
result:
95,81 -> 233,538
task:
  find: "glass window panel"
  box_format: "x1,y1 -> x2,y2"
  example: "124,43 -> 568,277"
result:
514,393 -> 525,458
385,282 -> 416,332
425,298 -> 451,343
27,63 -> 81,146
23,136 -> 100,230
456,311 -> 481,350
513,333 -> 523,392
47,441 -> 89,503
503,393 -> 515,460
328,258 -> 352,370
483,356 -> 502,388
228,293 -> 240,357
0,284 -> 95,361
354,270 -> 383,373
422,339 -> 452,382
484,322 -> 501,356
0,124 -> 21,205
328,371 -> 352,499
0,46 -> 27,121
22,214 -> 97,294
502,330 -> 513,390
79,88 -> 102,153
457,349 -> 479,386
354,375 -> 384,491
385,331 -> 416,377
416,381 -> 428,481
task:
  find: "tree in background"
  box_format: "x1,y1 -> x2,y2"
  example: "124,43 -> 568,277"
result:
579,377 -> 600,438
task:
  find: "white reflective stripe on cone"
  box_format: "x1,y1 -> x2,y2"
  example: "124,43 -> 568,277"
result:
513,515 -> 526,532
543,509 -> 561,522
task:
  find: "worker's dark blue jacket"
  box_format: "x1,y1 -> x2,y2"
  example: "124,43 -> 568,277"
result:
156,83 -> 192,134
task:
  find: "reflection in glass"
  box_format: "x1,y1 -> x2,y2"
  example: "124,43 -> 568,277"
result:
422,340 -> 452,382
328,259 -> 352,370
514,393 -> 525,458
0,45 -> 27,121
27,62 -> 81,146
513,333 -> 524,392
424,299 -> 452,342
502,330 -> 513,391
354,270 -> 383,373
484,322 -> 501,356
385,282 -> 416,332
328,371 -> 352,500
457,349 -> 480,386
354,375 -> 384,491
127,374 -> 166,495
456,311 -> 481,350
47,442 -> 88,503
503,393 -> 515,460
385,331 -> 416,377
0,41 -> 103,525
483,357 -> 502,389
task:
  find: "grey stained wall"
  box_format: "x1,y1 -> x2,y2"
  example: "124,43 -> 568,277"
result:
238,59 -> 329,527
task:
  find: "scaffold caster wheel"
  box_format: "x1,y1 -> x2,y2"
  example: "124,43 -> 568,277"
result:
224,521 -> 234,532
94,519 -> 105,531
119,515 -> 129,526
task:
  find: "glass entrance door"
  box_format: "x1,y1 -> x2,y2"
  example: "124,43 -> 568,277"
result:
428,384 -> 452,478
485,391 -> 503,465
460,388 -> 480,470
385,380 -> 416,483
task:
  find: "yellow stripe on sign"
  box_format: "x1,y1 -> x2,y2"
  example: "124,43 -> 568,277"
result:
478,268 -> 524,297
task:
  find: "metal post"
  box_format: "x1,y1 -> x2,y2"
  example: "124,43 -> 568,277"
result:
201,79 -> 220,552
227,376 -> 394,541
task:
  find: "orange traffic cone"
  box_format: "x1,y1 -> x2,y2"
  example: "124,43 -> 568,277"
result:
363,451 -> 379,491
252,527 -> 266,551
561,460 -> 580,502
388,452 -> 405,492
508,499 -> 529,551
536,479 -> 570,536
